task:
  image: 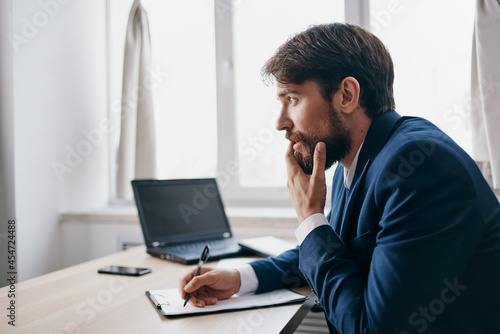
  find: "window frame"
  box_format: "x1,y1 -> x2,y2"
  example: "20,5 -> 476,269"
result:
106,0 -> 500,205
106,0 -> 369,206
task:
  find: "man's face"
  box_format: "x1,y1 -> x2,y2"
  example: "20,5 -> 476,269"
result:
276,80 -> 352,174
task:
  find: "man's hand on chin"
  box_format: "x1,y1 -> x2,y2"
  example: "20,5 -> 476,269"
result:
286,141 -> 327,223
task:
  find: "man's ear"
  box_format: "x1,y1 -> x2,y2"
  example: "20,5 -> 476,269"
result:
335,76 -> 361,115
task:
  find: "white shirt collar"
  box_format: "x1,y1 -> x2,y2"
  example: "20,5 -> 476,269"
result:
343,142 -> 364,189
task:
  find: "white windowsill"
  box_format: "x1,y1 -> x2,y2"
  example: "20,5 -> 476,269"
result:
59,205 -> 301,242
59,205 -> 299,224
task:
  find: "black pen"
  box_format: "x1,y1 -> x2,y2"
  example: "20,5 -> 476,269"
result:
183,245 -> 210,307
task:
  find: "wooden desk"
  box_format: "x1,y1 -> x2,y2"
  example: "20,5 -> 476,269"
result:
0,246 -> 311,333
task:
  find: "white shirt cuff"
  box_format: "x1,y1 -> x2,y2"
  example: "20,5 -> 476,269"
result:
295,213 -> 329,245
236,264 -> 259,295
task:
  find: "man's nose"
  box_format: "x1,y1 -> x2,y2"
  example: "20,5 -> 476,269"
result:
276,108 -> 292,131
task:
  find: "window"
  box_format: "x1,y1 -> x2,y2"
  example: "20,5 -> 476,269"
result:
369,0 -> 474,153
233,0 -> 345,188
108,0 -> 474,205
108,0 -> 218,186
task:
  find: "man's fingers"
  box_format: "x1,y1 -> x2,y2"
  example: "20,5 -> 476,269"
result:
178,278 -> 187,299
312,142 -> 326,182
178,269 -> 195,298
285,141 -> 302,176
184,271 -> 216,293
198,296 -> 219,306
188,295 -> 205,307
186,290 -> 218,308
179,267 -> 198,296
179,267 -> 214,298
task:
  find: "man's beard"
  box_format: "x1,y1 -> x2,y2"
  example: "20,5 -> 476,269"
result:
287,105 -> 352,175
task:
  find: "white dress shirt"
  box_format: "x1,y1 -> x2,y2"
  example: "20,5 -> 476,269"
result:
236,143 -> 364,294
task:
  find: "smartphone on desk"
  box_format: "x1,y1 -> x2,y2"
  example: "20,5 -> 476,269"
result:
97,265 -> 151,276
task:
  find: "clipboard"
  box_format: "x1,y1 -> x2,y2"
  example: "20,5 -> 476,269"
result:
146,288 -> 308,317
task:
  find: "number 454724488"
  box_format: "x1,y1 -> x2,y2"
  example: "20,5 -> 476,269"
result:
7,219 -> 16,270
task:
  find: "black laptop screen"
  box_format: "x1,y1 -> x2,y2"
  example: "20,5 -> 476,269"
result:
132,179 -> 231,245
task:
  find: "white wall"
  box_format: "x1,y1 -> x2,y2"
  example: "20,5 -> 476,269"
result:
14,0 -> 110,281
0,0 -> 15,289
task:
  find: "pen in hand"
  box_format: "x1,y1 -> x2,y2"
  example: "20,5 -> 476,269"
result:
183,245 -> 210,307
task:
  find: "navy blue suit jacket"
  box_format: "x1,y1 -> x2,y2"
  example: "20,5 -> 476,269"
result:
250,111 -> 500,333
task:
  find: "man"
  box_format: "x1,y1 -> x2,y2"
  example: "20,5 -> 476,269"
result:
179,23 -> 500,333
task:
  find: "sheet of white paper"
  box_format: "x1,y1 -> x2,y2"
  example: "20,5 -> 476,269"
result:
148,288 -> 306,316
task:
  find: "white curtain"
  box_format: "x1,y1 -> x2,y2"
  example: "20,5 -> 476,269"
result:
0,0 -> 15,288
471,0 -> 500,189
116,0 -> 156,200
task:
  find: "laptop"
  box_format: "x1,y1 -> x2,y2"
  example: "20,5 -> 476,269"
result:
131,178 -> 243,264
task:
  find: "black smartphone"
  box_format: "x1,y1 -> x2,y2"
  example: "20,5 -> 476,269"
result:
97,265 -> 151,276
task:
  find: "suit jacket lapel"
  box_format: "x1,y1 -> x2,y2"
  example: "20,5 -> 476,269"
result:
338,110 -> 402,242
340,160 -> 372,239
328,167 -> 347,235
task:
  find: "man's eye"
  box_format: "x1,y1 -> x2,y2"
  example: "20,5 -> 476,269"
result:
288,96 -> 297,103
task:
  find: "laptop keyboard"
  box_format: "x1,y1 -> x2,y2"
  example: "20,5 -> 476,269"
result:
166,239 -> 238,253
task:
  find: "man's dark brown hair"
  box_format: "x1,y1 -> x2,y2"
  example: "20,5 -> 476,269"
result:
262,22 -> 396,118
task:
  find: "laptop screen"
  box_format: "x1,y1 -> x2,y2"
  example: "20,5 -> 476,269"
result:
132,179 -> 232,246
